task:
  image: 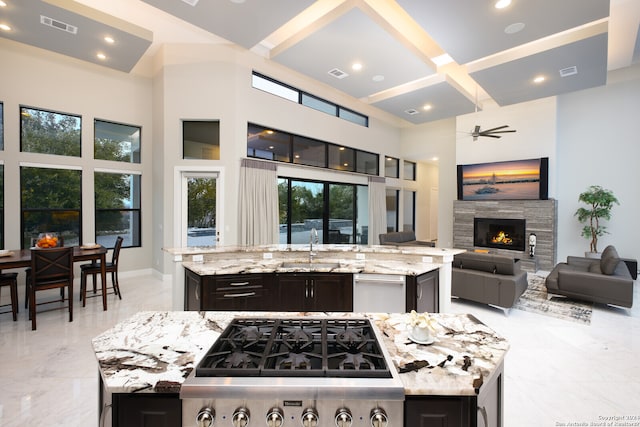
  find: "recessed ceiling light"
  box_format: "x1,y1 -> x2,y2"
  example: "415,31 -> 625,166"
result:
0,1 -> 7,7
494,0 -> 511,9
294,154 -> 300,159
268,145 -> 274,150
372,75 -> 385,82
229,0 -> 245,3
432,157 -> 439,162
97,52 -> 106,60
266,130 -> 274,134
339,147 -> 345,151
504,22 -> 525,34
0,23 -> 10,31
343,163 -> 349,167
422,104 -> 433,111
351,62 -> 363,71
104,36 -> 115,44
533,75 -> 545,84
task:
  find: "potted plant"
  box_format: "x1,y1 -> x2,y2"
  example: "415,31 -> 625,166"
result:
574,185 -> 619,255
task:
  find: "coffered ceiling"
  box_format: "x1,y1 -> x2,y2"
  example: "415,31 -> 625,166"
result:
1,0 -> 638,125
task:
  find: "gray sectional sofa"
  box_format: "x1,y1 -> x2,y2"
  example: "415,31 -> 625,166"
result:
452,252 -> 528,310
545,245 -> 634,308
378,231 -> 435,246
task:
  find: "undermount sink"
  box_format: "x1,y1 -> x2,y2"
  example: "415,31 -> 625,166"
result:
279,262 -> 341,270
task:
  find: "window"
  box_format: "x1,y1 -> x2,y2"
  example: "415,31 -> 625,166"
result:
248,124 -> 291,161
247,123 -> 379,176
20,107 -> 81,157
385,156 -> 399,178
252,71 -> 368,127
328,144 -> 355,172
403,160 -> 416,181
94,171 -> 141,248
183,120 -> 220,160
95,120 -> 141,163
385,188 -> 399,232
293,135 -> 326,168
20,165 -> 82,248
302,93 -> 337,115
403,190 -> 416,232
0,102 -> 4,151
278,178 -> 367,245
355,150 -> 379,175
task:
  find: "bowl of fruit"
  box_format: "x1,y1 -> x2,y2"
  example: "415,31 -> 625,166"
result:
35,233 -> 60,248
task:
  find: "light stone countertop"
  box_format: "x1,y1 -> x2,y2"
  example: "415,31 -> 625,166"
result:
165,244 -> 464,276
92,311 -> 508,397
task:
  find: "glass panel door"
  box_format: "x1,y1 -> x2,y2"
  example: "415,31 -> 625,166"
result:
183,174 -> 218,247
290,180 -> 323,244
328,184 -> 355,243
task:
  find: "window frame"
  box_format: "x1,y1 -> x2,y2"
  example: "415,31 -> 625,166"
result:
94,119 -> 142,163
94,169 -> 142,249
20,106 -> 82,157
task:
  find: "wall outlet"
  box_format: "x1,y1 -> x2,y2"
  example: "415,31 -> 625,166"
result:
422,256 -> 433,263
356,253 -> 365,260
192,254 -> 204,263
263,252 -> 273,259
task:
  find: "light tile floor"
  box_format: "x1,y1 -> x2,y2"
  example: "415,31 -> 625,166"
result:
0,273 -> 638,427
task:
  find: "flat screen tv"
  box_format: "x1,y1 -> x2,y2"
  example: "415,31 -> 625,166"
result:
457,157 -> 548,201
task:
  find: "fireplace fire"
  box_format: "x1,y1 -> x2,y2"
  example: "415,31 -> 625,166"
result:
474,218 -> 526,252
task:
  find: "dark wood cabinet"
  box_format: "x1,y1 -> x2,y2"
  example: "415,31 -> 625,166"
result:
276,273 -> 353,312
184,270 -> 274,311
404,361 -> 504,427
406,270 -> 439,313
112,393 -> 181,427
209,273 -> 273,310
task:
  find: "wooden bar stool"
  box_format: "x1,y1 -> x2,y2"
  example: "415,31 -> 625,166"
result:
0,272 -> 19,321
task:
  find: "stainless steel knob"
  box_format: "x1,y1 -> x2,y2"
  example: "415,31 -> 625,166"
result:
334,408 -> 353,427
370,408 -> 388,427
232,407 -> 250,427
266,407 -> 284,427
301,407 -> 319,427
196,408 -> 215,427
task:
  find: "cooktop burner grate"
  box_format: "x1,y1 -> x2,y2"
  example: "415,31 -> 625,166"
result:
195,318 -> 392,378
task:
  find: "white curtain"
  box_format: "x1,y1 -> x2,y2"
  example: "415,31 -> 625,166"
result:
368,176 -> 387,245
239,159 -> 279,245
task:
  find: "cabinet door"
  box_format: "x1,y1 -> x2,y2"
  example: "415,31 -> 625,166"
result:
113,393 -> 181,427
184,269 -> 202,311
416,270 -> 439,313
276,274 -> 307,311
405,395 -> 474,427
309,273 -> 353,312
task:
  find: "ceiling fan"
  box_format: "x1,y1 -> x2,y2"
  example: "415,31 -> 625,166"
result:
471,125 -> 516,141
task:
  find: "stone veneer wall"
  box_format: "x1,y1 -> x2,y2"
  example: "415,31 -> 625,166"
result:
453,199 -> 557,272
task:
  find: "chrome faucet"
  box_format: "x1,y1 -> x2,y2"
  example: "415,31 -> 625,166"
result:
309,228 -> 319,263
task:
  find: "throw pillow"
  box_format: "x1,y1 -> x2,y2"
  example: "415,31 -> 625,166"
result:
600,245 -> 620,275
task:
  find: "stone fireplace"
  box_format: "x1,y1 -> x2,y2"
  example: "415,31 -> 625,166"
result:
453,199 -> 557,272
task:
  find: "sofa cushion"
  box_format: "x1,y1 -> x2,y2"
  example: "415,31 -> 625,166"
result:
600,245 -> 621,275
588,262 -> 602,274
379,231 -> 416,244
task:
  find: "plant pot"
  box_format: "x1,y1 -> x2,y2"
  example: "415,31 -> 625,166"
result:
585,251 -> 601,259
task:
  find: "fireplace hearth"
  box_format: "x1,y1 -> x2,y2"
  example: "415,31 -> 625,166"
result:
474,218 -> 526,252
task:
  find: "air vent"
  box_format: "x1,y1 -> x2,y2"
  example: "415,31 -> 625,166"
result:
40,15 -> 77,35
181,0 -> 200,5
328,68 -> 349,79
559,66 -> 578,77
404,109 -> 419,116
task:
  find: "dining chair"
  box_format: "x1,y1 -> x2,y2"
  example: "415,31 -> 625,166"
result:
25,235 -> 65,309
0,272 -> 19,321
29,246 -> 74,331
80,236 -> 124,307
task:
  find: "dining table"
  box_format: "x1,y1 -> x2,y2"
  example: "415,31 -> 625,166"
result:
0,245 -> 109,310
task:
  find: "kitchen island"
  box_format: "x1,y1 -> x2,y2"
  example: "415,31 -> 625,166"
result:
165,244 -> 463,313
94,311 -> 508,426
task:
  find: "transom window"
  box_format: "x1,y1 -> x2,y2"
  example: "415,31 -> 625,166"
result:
94,171 -> 141,248
20,107 -> 81,157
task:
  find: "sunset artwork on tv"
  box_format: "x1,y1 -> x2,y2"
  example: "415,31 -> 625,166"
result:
457,158 -> 548,201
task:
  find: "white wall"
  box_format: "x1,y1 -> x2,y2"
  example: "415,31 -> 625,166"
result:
556,64 -> 640,263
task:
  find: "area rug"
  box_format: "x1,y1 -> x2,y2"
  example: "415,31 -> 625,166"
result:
513,274 -> 592,325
